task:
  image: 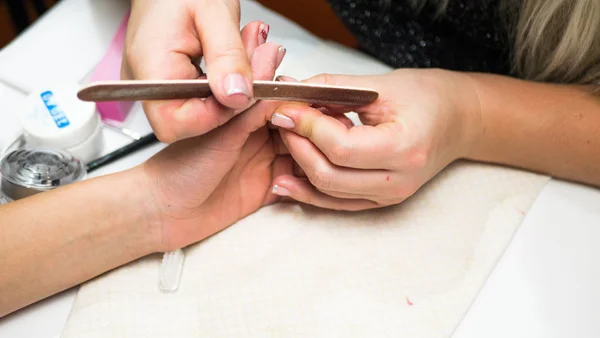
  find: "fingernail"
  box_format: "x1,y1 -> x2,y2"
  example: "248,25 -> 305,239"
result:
275,75 -> 298,82
224,73 -> 252,98
258,23 -> 270,45
276,45 -> 286,68
272,185 -> 291,196
271,112 -> 295,129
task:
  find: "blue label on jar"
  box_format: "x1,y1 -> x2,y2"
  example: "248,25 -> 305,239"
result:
40,91 -> 70,129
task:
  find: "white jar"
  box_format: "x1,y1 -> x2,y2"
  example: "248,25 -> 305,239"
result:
20,83 -> 103,163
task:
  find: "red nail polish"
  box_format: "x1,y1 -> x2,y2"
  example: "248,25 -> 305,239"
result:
258,23 -> 270,45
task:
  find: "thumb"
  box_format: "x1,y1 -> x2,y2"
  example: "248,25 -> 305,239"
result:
194,0 -> 254,110
302,73 -> 380,89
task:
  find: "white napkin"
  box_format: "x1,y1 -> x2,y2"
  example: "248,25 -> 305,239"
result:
60,41 -> 550,338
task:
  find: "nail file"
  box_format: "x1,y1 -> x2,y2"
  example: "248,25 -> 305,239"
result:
77,80 -> 379,106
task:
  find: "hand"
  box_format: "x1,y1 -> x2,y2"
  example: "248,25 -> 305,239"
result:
139,42 -> 291,252
123,1 -> 282,142
268,70 -> 482,211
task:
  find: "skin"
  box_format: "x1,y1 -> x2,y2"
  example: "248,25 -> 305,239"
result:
123,0 -> 261,143
0,21 -> 289,318
3,0 -> 600,319
267,70 -> 600,210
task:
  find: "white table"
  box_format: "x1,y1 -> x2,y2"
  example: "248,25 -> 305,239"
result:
1,1 -> 599,337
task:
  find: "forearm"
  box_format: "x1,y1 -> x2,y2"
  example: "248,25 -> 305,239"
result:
465,73 -> 600,187
0,167 -> 160,317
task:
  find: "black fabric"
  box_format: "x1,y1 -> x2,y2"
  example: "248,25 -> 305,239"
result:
326,0 -> 512,75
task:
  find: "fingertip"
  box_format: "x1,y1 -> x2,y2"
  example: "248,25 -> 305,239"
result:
271,174 -> 301,197
258,23 -> 270,45
241,20 -> 267,58
217,72 -> 253,108
250,42 -> 282,79
275,45 -> 286,69
275,75 -> 299,82
271,184 -> 292,197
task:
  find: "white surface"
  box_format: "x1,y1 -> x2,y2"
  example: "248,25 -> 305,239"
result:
0,84 -> 25,152
1,0 -> 599,337
0,0 -> 130,92
59,43 -> 549,338
452,179 -> 600,338
0,1 -> 321,337
0,289 -> 77,338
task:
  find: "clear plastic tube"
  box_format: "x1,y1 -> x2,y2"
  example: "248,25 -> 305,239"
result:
158,249 -> 185,293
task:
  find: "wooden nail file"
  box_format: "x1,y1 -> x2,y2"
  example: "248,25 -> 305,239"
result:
77,80 -> 379,106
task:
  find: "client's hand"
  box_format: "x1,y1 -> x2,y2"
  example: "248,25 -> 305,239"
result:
140,42 -> 289,252
268,70 -> 482,211
124,2 -> 282,142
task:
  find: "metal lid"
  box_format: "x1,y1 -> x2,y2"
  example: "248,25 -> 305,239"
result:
0,148 -> 86,201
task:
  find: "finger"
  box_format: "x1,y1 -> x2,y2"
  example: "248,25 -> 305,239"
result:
271,175 -> 380,211
226,73 -> 296,138
331,114 -> 354,129
264,156 -> 294,206
311,103 -> 355,115
191,20 -> 263,82
196,41 -> 283,132
132,19 -> 267,143
302,73 -> 401,126
314,187 -> 377,200
270,130 -> 289,155
120,53 -> 134,81
241,20 -> 266,59
134,50 -> 206,142
293,161 -> 306,177
193,42 -> 285,150
271,104 -> 397,169
194,0 -> 255,109
280,130 -> 400,196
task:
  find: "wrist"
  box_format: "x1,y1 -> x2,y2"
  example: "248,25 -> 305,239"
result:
122,165 -> 164,254
443,70 -> 483,160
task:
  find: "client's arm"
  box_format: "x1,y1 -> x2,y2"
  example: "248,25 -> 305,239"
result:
0,40 -> 285,318
0,168 -> 158,317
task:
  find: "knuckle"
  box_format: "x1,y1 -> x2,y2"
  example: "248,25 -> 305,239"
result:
328,142 -> 353,166
153,128 -> 177,144
400,144 -> 430,172
212,45 -> 248,63
307,164 -> 333,190
409,148 -> 430,171
391,181 -> 420,200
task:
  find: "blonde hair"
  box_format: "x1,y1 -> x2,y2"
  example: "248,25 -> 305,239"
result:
385,0 -> 600,85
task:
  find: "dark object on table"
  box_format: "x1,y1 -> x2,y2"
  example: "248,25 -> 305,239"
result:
86,132 -> 159,173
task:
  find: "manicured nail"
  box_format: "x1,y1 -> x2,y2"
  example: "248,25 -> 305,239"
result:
224,73 -> 251,98
272,185 -> 291,196
275,75 -> 298,82
271,112 -> 295,129
276,45 -> 286,67
258,23 -> 270,45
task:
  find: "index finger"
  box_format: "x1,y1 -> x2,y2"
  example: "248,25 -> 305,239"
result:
271,104 -> 397,170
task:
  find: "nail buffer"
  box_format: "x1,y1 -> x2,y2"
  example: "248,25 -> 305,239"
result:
77,80 -> 379,106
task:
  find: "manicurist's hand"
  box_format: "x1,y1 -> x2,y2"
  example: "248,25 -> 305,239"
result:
139,41 -> 291,252
123,0 -> 277,142
268,70 -> 482,211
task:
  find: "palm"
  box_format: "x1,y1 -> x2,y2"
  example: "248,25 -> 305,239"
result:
144,125 -> 277,251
